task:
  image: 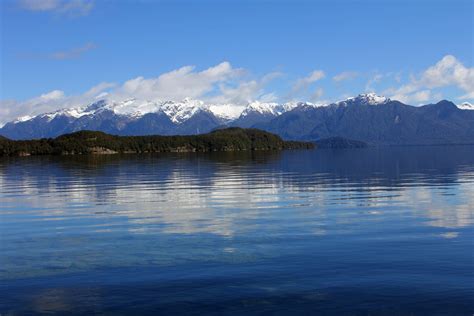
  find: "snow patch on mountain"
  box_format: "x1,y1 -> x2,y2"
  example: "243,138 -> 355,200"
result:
208,104 -> 245,121
108,99 -> 159,117
7,93 -> 396,128
457,102 -> 474,110
13,115 -> 33,123
240,101 -> 300,118
337,93 -> 390,106
160,98 -> 207,123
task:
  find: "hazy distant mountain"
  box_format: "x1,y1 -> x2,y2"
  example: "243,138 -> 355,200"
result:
1,93 -> 473,145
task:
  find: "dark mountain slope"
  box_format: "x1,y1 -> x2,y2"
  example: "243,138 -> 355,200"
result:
1,96 -> 473,145
256,100 -> 474,145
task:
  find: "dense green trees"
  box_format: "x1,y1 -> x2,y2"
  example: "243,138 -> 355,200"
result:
0,128 -> 314,156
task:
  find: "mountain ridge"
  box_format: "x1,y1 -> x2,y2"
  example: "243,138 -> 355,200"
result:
2,93 -> 474,145
255,99 -> 474,145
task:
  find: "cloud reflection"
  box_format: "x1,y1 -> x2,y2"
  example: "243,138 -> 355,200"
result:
1,147 -> 473,279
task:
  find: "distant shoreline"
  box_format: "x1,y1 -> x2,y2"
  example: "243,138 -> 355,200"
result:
0,128 -> 314,157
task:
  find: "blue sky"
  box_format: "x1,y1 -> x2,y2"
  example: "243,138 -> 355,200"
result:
0,0 -> 473,122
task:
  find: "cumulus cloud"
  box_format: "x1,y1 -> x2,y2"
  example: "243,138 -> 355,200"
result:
0,90 -> 66,125
293,70 -> 325,92
0,82 -> 120,126
18,0 -> 94,16
39,90 -> 65,100
392,90 -> 443,104
419,55 -> 473,92
3,55 -> 471,125
0,62 -> 281,125
208,71 -> 282,105
385,55 -> 474,104
113,62 -> 245,101
333,71 -> 358,82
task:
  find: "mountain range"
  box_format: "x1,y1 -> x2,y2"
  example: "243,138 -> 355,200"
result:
1,93 -> 473,145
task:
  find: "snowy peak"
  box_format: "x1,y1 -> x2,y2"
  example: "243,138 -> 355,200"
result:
14,99 -> 117,125
3,93 -> 473,142
241,101 -> 280,117
84,99 -> 108,112
337,93 -> 391,106
286,101 -> 323,110
240,101 -> 299,118
5,93 -> 410,130
160,99 -> 207,123
457,102 -> 474,110
11,98 -> 214,125
24,103 -> 103,123
355,93 -> 391,105
105,99 -> 165,118
13,115 -> 34,124
208,104 -> 245,121
9,94 -> 395,128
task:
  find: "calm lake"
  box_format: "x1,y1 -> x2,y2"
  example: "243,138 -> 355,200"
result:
1,146 -> 473,315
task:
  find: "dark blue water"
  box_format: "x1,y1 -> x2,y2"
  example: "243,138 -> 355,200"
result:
1,146 -> 473,315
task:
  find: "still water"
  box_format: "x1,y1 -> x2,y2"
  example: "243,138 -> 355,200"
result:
1,146 -> 473,315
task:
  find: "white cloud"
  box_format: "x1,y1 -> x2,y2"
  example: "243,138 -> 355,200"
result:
391,90 -> 442,104
3,55 -> 471,126
83,82 -> 117,97
460,91 -> 474,99
208,71 -> 282,105
0,62 -> 281,125
333,71 -> 358,82
49,42 -> 96,60
365,73 -> 384,92
419,55 -> 473,92
114,62 -> 244,101
0,90 -> 67,125
39,90 -> 65,100
385,55 -> 474,104
293,70 -> 325,91
210,81 -> 267,105
0,81 -> 117,126
18,0 -> 94,16
310,87 -> 324,103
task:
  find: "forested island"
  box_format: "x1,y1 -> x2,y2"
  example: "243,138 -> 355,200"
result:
0,128 -> 314,156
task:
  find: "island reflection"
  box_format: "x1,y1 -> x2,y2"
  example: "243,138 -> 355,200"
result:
1,146 -> 473,280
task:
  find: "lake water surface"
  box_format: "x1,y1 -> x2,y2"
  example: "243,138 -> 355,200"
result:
1,146 -> 473,315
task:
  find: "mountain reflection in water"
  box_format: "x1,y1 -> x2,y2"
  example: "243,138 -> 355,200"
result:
1,146 -> 473,315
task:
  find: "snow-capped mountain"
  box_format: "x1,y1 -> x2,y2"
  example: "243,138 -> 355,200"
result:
230,101 -> 303,128
333,93 -> 391,107
240,101 -> 297,117
2,94 -> 474,145
5,93 -> 389,132
160,99 -> 202,123
457,102 -> 474,110
10,98 -> 234,126
0,97 -> 300,139
13,99 -> 108,124
254,97 -> 474,145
